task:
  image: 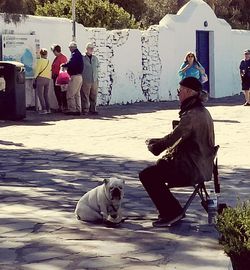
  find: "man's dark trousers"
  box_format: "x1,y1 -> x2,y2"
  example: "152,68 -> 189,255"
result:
53,76 -> 67,109
139,159 -> 190,219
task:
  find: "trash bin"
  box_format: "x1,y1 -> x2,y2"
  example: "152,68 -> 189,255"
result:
0,61 -> 26,120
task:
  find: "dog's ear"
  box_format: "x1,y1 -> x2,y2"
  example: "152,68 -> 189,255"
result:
103,178 -> 110,185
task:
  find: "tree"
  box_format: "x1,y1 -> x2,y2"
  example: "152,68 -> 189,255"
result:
109,0 -> 146,21
0,0 -> 36,23
141,0 -> 179,27
35,0 -> 139,30
212,0 -> 249,30
140,0 -> 249,30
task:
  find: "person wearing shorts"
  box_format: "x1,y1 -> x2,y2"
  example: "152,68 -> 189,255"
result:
239,49 -> 250,106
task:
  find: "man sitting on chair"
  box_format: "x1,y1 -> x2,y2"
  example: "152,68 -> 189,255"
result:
139,77 -> 215,227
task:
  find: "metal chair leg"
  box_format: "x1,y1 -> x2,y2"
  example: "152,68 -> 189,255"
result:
182,184 -> 201,214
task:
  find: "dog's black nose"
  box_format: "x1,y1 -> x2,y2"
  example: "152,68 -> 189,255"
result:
111,188 -> 121,200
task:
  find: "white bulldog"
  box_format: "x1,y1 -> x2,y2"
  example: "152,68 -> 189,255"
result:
75,178 -> 125,224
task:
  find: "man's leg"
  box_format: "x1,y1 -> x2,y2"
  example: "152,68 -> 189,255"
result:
81,81 -> 91,113
53,77 -> 62,110
74,75 -> 83,113
89,81 -> 98,113
243,89 -> 250,105
66,76 -> 78,112
61,90 -> 68,110
242,79 -> 250,105
139,162 -> 183,219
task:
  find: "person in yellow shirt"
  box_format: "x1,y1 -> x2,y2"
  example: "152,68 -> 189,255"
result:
34,48 -> 52,114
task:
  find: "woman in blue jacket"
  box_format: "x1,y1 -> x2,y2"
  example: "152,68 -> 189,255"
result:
179,52 -> 205,80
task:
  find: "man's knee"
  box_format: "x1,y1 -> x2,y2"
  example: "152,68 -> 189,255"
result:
139,166 -> 155,184
139,169 -> 146,182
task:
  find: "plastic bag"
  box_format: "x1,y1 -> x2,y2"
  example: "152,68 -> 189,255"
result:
200,73 -> 208,84
56,68 -> 70,86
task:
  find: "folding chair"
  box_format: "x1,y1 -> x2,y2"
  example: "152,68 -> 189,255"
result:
181,145 -> 220,214
171,120 -> 220,215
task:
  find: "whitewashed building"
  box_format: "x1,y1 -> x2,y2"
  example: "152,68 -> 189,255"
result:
0,0 -> 250,108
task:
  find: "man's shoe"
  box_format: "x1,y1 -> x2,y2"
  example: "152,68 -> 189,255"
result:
89,111 -> 99,115
243,102 -> 250,106
152,212 -> 185,228
65,111 -> 81,116
39,110 -> 47,115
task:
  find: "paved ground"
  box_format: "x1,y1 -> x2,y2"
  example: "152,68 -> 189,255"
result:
0,95 -> 249,270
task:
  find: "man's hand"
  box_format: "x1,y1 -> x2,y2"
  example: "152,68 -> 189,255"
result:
146,138 -> 165,156
145,138 -> 161,146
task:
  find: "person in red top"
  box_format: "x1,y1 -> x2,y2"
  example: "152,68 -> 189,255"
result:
51,44 -> 68,112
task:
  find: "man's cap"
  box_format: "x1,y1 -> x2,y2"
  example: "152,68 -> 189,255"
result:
179,77 -> 202,92
86,42 -> 94,49
244,49 -> 250,54
51,44 -> 57,51
51,44 -> 61,51
69,41 -> 77,48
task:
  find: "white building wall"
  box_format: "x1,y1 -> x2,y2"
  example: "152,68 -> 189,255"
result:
158,26 -> 178,101
0,0 -> 250,107
109,29 -> 145,104
159,0 -> 236,98
231,30 -> 250,94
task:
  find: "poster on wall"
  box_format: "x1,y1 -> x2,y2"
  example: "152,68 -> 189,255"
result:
1,34 -> 40,79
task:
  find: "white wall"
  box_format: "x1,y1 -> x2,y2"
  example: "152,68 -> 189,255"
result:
159,0 -> 236,98
231,30 -> 250,94
110,29 -> 145,104
1,0 -> 250,107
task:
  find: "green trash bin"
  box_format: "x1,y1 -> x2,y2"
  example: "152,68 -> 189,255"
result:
0,61 -> 26,120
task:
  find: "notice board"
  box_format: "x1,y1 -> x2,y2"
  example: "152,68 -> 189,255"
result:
2,34 -> 40,78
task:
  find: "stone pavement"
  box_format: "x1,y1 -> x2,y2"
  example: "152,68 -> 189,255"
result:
0,95 -> 249,270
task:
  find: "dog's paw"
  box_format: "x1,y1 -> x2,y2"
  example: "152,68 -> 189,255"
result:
104,219 -> 122,227
107,215 -> 123,224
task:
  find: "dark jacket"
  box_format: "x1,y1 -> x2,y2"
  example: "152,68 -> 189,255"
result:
62,49 -> 83,76
149,95 -> 215,185
239,59 -> 250,82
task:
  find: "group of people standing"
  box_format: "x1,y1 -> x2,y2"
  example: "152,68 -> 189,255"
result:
34,45 -> 250,116
34,41 -> 99,115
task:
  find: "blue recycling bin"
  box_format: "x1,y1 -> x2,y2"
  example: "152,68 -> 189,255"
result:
0,61 -> 26,120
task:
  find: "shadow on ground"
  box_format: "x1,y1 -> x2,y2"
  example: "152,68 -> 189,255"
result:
0,94 -> 244,128
0,141 -> 248,269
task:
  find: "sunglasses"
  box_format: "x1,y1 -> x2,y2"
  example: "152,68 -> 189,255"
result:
187,55 -> 194,58
177,88 -> 185,94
